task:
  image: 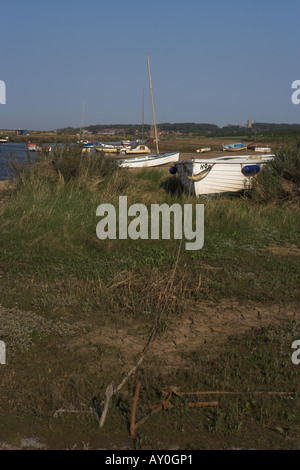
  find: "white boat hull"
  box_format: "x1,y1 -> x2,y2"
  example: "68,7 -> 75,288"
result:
174,154 -> 274,196
95,147 -> 120,153
125,145 -> 151,155
27,144 -> 51,152
119,152 -> 180,168
255,147 -> 272,153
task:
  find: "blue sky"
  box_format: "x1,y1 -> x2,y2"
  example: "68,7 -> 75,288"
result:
1,0 -> 299,130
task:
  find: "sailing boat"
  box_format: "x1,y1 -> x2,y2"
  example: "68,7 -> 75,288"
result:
118,54 -> 179,168
78,102 -> 95,150
246,121 -> 271,153
78,101 -> 86,143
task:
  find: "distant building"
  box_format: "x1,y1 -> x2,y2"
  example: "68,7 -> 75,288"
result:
159,130 -> 170,135
247,119 -> 252,129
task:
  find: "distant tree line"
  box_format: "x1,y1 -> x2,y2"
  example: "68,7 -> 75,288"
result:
57,122 -> 300,136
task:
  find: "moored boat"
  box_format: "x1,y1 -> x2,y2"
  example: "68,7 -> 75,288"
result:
118,54 -> 179,168
254,147 -> 272,153
94,143 -> 125,153
118,152 -> 180,168
121,140 -> 132,147
196,147 -> 211,153
170,154 -> 274,196
124,144 -> 151,155
223,143 -> 247,152
27,143 -> 51,152
83,141 -> 96,149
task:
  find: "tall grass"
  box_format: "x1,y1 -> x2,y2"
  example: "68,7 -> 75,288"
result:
251,143 -> 300,202
8,144 -> 119,188
1,144 -> 300,311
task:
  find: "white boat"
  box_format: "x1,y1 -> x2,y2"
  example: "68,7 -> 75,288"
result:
27,143 -> 51,152
83,142 -> 96,149
119,152 -> 179,168
0,137 -> 8,144
124,144 -> 151,155
171,154 -> 274,196
255,147 -> 272,153
196,147 -> 211,153
118,54 -> 179,168
121,140 -> 132,147
94,144 -> 125,153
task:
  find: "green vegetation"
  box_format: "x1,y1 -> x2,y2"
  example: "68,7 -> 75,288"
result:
0,143 -> 299,449
251,143 -> 300,202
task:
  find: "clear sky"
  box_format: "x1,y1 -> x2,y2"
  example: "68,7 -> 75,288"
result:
1,0 -> 299,130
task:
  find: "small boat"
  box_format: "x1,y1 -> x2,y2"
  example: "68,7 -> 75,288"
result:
118,55 -> 179,168
170,154 -> 274,196
27,143 -> 51,152
27,143 -> 39,151
196,147 -> 211,153
223,143 -> 247,152
83,141 -> 96,149
0,137 -> 8,144
118,152 -> 180,168
121,140 -> 132,147
94,144 -> 125,153
255,147 -> 272,153
124,144 -> 151,155
99,148 -> 122,153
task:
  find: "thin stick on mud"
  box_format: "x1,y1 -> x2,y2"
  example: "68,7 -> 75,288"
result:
134,407 -> 162,431
130,380 -> 141,438
99,382 -> 114,428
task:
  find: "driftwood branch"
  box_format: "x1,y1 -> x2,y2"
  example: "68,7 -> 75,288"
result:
130,387 -> 218,436
99,382 -> 114,428
163,387 -> 297,397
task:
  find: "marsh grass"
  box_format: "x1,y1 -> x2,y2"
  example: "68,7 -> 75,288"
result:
0,144 -> 300,449
8,144 -> 119,187
251,142 -> 300,202
1,145 -> 300,307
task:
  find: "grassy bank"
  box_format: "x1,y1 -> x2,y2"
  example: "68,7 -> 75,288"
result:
0,144 -> 299,449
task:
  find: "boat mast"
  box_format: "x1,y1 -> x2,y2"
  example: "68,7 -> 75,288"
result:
142,88 -> 144,142
147,53 -> 159,155
80,101 -> 85,141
